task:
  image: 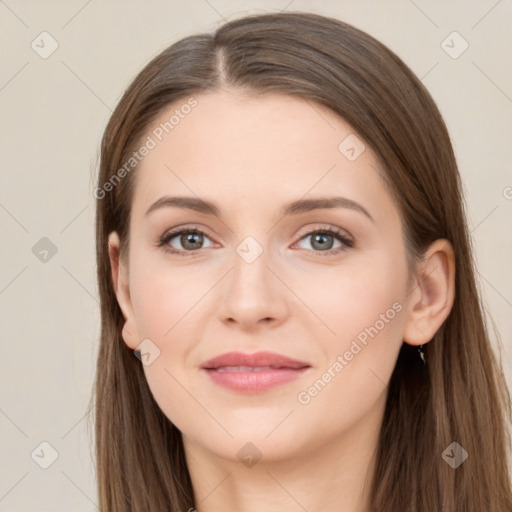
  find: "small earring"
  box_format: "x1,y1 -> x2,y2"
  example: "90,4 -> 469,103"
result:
418,344 -> 426,365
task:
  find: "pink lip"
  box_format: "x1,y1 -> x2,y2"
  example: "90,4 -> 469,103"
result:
200,351 -> 311,393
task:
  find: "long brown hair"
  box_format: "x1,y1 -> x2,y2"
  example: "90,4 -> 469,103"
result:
92,11 -> 512,511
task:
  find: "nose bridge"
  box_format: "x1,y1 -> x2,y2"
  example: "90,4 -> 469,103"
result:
230,234 -> 273,296
219,232 -> 288,325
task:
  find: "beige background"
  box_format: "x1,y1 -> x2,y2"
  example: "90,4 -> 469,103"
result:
0,1 -> 511,510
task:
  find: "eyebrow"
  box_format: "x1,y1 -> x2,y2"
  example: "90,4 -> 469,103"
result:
145,195 -> 375,223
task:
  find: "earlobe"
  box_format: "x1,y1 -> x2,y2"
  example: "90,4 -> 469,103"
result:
108,231 -> 140,350
403,239 -> 456,347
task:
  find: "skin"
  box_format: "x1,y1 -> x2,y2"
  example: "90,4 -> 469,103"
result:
108,88 -> 455,512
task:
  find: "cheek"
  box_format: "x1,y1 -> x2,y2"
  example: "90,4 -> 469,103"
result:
292,255 -> 407,409
128,260 -> 206,432
295,295 -> 405,435
289,251 -> 407,344
129,255 -> 211,341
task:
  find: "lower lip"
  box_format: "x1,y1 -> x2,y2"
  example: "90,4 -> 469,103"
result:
203,367 -> 310,393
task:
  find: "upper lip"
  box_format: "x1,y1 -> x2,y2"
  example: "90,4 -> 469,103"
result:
201,351 -> 310,370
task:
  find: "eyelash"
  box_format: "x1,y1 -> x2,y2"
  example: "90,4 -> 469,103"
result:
158,224 -> 355,257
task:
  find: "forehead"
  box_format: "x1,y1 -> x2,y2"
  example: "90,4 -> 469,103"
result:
130,89 -> 398,224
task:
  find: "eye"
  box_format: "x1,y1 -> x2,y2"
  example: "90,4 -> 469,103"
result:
293,226 -> 354,256
158,225 -> 355,257
159,226 -> 216,255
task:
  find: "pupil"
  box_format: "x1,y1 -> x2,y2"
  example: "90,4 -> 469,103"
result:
313,233 -> 333,250
182,232 -> 203,249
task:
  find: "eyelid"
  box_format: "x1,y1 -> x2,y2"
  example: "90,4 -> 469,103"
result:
295,224 -> 353,243
160,224 -> 213,241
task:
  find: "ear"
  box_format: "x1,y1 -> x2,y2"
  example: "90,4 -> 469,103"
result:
403,238 -> 456,346
108,231 -> 141,350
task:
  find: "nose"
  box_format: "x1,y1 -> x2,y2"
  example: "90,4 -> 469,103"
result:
218,243 -> 290,330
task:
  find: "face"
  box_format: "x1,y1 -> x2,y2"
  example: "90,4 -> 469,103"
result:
110,88 -> 416,463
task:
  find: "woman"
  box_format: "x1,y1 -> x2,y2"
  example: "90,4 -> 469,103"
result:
93,11 -> 512,511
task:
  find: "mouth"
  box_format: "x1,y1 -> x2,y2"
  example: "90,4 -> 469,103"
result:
200,351 -> 311,393
213,365 -> 296,372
